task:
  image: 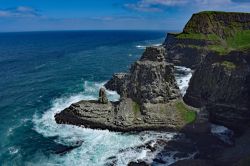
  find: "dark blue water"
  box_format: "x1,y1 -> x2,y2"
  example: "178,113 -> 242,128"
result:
0,31 -> 173,165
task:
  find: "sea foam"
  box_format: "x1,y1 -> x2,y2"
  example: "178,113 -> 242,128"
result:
32,68 -> 194,165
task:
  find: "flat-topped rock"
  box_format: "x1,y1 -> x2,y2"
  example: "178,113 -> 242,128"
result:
55,98 -> 193,132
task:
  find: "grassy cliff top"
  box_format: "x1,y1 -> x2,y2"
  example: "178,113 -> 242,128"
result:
176,11 -> 250,54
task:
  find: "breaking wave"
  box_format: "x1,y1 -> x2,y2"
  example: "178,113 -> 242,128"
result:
136,43 -> 162,49
32,79 -> 195,165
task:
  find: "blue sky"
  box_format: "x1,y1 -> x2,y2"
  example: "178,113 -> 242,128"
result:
0,0 -> 250,32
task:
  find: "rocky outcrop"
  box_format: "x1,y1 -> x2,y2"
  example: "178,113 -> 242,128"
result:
55,46 -> 194,132
184,50 -> 250,131
98,88 -> 108,104
104,73 -> 129,97
55,97 -> 189,132
105,46 -> 181,104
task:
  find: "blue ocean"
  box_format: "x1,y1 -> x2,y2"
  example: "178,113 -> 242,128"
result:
0,31 -> 194,165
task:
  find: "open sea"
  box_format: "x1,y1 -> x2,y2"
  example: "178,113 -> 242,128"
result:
0,30 -> 195,166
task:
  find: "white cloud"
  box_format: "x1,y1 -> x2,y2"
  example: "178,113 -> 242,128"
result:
125,0 -> 188,12
125,0 -> 250,12
0,6 -> 40,18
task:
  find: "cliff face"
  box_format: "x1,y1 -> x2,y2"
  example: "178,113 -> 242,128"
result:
128,47 -> 180,104
184,50 -> 250,131
164,33 -> 208,69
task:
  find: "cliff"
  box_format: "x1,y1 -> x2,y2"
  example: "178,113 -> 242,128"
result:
184,49 -> 250,131
169,11 -> 250,132
183,11 -> 250,38
164,11 -> 250,69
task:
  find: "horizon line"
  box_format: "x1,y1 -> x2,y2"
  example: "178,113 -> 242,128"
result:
0,29 -> 182,33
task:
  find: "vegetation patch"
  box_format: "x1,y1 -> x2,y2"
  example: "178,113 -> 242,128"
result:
176,33 -> 220,41
175,101 -> 196,124
227,30 -> 250,50
221,61 -> 236,70
175,44 -> 202,49
207,30 -> 250,54
132,101 -> 140,116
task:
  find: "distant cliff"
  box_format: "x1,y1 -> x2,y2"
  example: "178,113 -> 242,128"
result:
164,11 -> 250,69
164,11 -> 250,131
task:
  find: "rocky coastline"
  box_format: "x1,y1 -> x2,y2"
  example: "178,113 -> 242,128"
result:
55,46 -> 197,132
54,11 -> 250,166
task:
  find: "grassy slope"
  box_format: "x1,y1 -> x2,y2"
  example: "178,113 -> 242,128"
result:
209,30 -> 250,54
175,11 -> 250,54
175,101 -> 196,124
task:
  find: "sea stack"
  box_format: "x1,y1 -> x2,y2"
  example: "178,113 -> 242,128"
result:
98,88 -> 108,104
55,46 -> 196,132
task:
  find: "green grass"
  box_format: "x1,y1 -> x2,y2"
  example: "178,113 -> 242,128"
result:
227,30 -> 250,50
176,33 -> 220,41
208,45 -> 232,55
132,101 -> 140,116
208,30 -> 250,54
221,61 -> 236,70
175,102 -> 196,124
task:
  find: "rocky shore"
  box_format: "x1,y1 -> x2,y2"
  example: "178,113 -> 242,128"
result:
55,46 -> 197,132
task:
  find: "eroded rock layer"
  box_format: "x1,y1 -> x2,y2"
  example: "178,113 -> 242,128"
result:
105,46 -> 181,104
55,46 -> 193,132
